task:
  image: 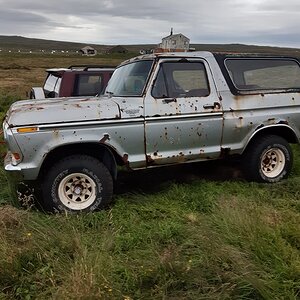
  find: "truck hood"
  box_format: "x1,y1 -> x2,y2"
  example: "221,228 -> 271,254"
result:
6,96 -> 121,127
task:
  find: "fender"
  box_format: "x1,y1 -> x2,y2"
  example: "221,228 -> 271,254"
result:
243,123 -> 298,153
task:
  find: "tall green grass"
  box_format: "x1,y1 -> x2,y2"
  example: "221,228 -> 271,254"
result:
0,169 -> 299,299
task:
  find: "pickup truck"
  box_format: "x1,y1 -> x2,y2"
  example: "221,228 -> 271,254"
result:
3,51 -> 300,212
30,65 -> 115,99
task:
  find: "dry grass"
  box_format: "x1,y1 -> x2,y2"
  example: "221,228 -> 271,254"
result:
0,53 -> 126,97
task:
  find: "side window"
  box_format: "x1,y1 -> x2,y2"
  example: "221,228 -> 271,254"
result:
152,61 -> 210,98
225,59 -> 300,90
73,74 -> 103,96
44,74 -> 61,97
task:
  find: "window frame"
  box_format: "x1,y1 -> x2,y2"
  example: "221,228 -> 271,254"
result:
151,60 -> 211,99
105,60 -> 154,97
224,57 -> 300,94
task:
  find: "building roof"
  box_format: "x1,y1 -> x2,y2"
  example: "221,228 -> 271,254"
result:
162,33 -> 189,41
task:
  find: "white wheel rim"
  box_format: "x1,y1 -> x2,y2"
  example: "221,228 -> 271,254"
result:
58,173 -> 97,210
261,148 -> 285,178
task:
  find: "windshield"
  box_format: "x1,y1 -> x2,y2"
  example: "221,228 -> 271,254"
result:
105,60 -> 153,96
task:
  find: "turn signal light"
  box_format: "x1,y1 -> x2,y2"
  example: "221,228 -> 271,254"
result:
17,127 -> 38,133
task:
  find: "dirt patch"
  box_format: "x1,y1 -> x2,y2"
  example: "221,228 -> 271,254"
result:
0,205 -> 26,229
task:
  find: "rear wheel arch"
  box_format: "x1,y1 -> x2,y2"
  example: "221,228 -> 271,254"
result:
243,124 -> 298,153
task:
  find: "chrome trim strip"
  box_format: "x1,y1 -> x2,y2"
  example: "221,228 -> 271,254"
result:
15,112 -> 223,131
36,118 -> 145,130
146,112 -> 223,122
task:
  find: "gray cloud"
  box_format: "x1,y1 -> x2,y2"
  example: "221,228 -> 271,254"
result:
0,9 -> 84,35
0,0 -> 299,47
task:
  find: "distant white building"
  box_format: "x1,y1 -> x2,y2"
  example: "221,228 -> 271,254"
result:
80,46 -> 97,56
158,29 -> 190,52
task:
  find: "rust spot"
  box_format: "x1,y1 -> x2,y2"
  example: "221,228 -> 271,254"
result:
53,129 -> 59,138
215,103 -> 221,109
147,155 -> 154,164
278,120 -> 288,125
99,134 -> 110,143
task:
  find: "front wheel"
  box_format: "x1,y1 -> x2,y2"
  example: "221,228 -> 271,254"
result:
42,155 -> 113,213
243,135 -> 293,183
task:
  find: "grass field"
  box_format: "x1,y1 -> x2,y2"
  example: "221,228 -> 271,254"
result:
0,52 -> 299,299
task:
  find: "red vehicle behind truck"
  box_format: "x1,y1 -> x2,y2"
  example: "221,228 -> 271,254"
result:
30,65 -> 115,99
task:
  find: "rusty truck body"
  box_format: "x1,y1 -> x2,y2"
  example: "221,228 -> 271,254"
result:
3,51 -> 300,212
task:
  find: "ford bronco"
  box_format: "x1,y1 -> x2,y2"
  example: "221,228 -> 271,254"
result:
3,51 -> 300,212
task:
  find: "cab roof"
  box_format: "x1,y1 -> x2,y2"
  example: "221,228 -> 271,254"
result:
119,51 -> 300,67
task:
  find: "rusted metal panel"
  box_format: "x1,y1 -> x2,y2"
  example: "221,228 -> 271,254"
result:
8,97 -> 121,127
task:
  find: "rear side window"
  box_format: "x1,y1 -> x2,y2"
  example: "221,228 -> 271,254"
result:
225,58 -> 300,91
44,74 -> 61,97
152,61 -> 210,98
73,74 -> 103,96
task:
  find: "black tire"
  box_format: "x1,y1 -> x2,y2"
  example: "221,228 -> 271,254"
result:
243,135 -> 293,183
42,155 -> 113,213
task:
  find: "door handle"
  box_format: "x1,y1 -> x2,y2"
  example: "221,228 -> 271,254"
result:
203,102 -> 221,109
163,98 -> 177,104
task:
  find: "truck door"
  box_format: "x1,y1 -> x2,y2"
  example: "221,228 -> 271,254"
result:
144,58 -> 224,166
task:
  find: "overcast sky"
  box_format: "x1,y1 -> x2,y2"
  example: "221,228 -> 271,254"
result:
1,0 -> 300,48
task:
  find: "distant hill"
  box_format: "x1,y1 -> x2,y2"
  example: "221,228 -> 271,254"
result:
0,35 -> 300,57
0,35 -> 110,52
190,43 -> 300,57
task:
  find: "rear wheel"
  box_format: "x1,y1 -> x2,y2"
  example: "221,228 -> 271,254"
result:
243,135 -> 293,183
42,155 -> 113,212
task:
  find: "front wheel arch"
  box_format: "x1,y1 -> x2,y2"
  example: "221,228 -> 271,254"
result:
39,142 -> 121,182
